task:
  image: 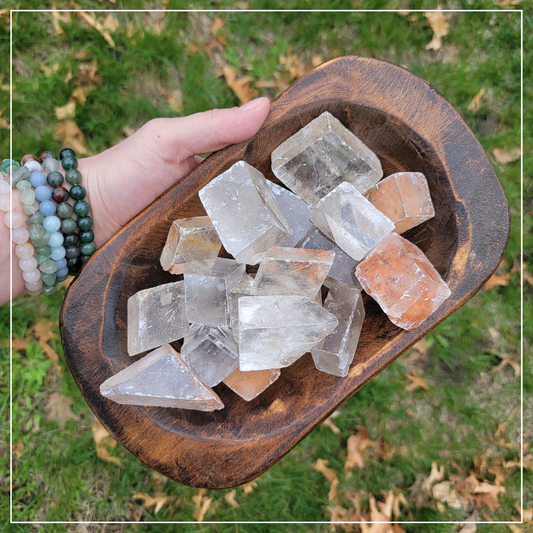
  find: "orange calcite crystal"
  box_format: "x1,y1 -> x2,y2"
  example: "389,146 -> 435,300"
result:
355,233 -> 451,330
223,367 -> 281,401
365,172 -> 434,234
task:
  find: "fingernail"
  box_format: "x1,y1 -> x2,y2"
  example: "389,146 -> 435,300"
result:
239,97 -> 269,111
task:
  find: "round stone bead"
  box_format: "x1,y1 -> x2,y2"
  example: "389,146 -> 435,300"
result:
80,254 -> 90,265
15,179 -> 31,191
42,158 -> 60,174
10,166 -> 31,187
59,148 -> 76,160
4,211 -> 24,228
23,269 -> 42,283
29,224 -> 45,240
0,195 -> 10,211
0,180 -> 9,194
55,258 -> 67,270
29,172 -> 46,187
52,187 -> 69,203
15,243 -> 34,260
19,256 -> 38,272
47,171 -> 64,188
77,216 -> 93,231
67,256 -> 82,275
25,279 -> 43,292
61,218 -> 78,234
30,230 -> 51,248
36,245 -> 52,256
39,200 -> 56,216
48,231 -> 64,248
79,230 -> 94,243
21,154 -> 38,165
19,188 -> 36,205
12,227 -> 30,244
35,185 -> 52,201
27,288 -> 43,296
41,273 -> 57,287
64,233 -> 80,246
43,284 -> 57,295
56,266 -> 69,281
69,185 -> 86,201
1,159 -> 19,172
73,201 -> 90,217
39,259 -> 58,274
56,203 -> 74,219
27,211 -> 45,226
50,246 -> 66,261
80,242 -> 96,256
65,169 -> 82,185
22,202 -> 40,216
24,160 -> 41,173
43,215 -> 61,233
61,156 -> 78,171
40,151 -> 56,163
36,253 -> 50,265
65,245 -> 81,259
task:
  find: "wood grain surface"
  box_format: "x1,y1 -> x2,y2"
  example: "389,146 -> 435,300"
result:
59,56 -> 510,489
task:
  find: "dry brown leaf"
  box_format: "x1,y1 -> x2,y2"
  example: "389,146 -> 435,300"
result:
133,491 -> 171,514
210,17 -> 227,46
45,392 -> 79,427
224,489 -> 239,507
192,489 -> 212,522
30,320 -> 62,375
241,480 -> 258,494
322,414 -> 341,434
255,73 -> 290,93
5,336 -> 28,352
96,446 -> 121,466
473,482 -> 506,501
149,471 -> 168,486
408,476 -> 436,509
313,458 -> 339,501
12,441 -> 24,458
490,354 -> 520,377
473,450 -> 487,474
405,338 -> 428,363
488,435 -> 514,449
495,0 -> 520,6
472,493 -> 500,510
70,87 -> 88,106
312,54 -> 323,67
492,147 -> 521,165
425,6 -> 451,51
221,65 -> 258,105
404,369 -> 430,391
422,462 -> 445,493
127,502 -> 143,521
76,60 -> 102,88
74,6 -> 117,47
91,419 -> 120,465
54,120 -> 88,155
75,50 -> 90,60
166,89 -> 183,112
55,101 -> 76,120
123,125 -> 136,137
51,6 -> 71,35
458,510 -> 479,533
279,54 -> 308,80
484,273 -> 511,290
468,88 -> 485,112
397,10 -> 411,16
360,494 -> 394,533
344,427 -> 372,475
508,525 -> 522,533
40,63 -> 59,78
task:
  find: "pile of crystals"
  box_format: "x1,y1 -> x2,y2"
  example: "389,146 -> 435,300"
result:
100,111 -> 450,411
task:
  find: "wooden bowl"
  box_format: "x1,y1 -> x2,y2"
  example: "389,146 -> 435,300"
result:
60,56 -> 509,489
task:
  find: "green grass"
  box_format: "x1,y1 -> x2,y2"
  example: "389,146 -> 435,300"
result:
0,3 -> 529,532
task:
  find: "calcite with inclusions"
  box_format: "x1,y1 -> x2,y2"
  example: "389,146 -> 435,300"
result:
199,161 -> 292,264
355,233 -> 451,330
127,281 -> 189,356
100,344 -> 224,410
252,246 -> 335,300
228,274 -> 255,341
184,257 -> 245,327
365,172 -> 435,234
311,279 -> 365,377
238,295 -> 338,371
181,325 -> 239,387
160,216 -> 221,274
271,111 -> 383,206
223,367 -> 281,401
310,181 -> 395,261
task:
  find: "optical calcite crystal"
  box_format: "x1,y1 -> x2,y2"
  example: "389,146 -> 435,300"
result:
199,161 -> 292,264
311,279 -> 365,377
271,111 -> 383,206
238,295 -> 338,371
184,257 -> 246,327
181,325 -> 239,387
252,246 -> 334,299
310,181 -> 395,261
228,274 -> 255,340
355,233 -> 451,330
160,216 -> 221,274
100,344 -> 224,411
297,227 -> 362,290
267,181 -> 314,247
365,172 -> 435,234
127,281 -> 189,356
223,367 -> 281,401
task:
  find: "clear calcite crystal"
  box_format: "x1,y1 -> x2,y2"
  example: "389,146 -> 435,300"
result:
238,295 -> 338,371
267,181 -> 313,247
365,172 -> 435,234
297,227 -> 362,290
311,279 -> 365,377
310,181 -> 395,261
223,367 -> 281,401
128,281 -> 189,356
199,161 -> 292,264
271,111 -> 383,206
100,344 -> 224,411
160,216 -> 221,274
252,246 -> 334,299
228,274 -> 255,340
181,325 -> 239,387
355,233 -> 451,330
184,257 -> 245,327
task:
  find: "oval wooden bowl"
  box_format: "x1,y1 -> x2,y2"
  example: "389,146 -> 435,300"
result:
60,56 -> 509,489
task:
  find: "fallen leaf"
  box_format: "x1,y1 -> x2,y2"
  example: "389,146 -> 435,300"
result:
489,354 -> 520,377
425,6 -> 451,51
240,480 -> 257,494
40,63 -> 59,78
492,147 -> 521,165
123,125 -> 136,137
473,450 -> 487,474
221,65 -> 258,105
30,320 -> 62,375
488,435 -> 514,449
166,89 -> 183,112
279,54 -> 308,80
405,338 -> 428,362
70,87 -> 88,106
468,88 -> 485,112
210,17 -> 226,45
344,426 -> 371,475
4,336 -> 28,352
54,120 -> 88,155
149,471 -> 168,486
397,10 -> 411,16
76,60 -> 102,88
127,502 -> 143,522
472,493 -> 500,510
495,0 -> 520,6
133,491 -> 171,514
484,273 -> 510,290
55,101 -> 76,120
73,6 -> 117,47
432,481 -> 469,510
408,476 -> 436,509
45,392 -> 79,427
360,494 -> 395,533
192,489 -> 212,522
255,72 -> 290,93
313,458 -> 339,501
75,50 -> 90,60
508,525 -> 522,533
12,441 -> 24,458
91,420 -> 121,465
224,489 -> 239,507
312,54 -> 323,67
322,414 -> 341,434
404,369 -> 430,391
422,462 -> 445,493
51,5 -> 71,35
458,510 -> 479,533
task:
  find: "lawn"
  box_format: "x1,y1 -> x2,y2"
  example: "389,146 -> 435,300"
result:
0,2 -> 530,532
